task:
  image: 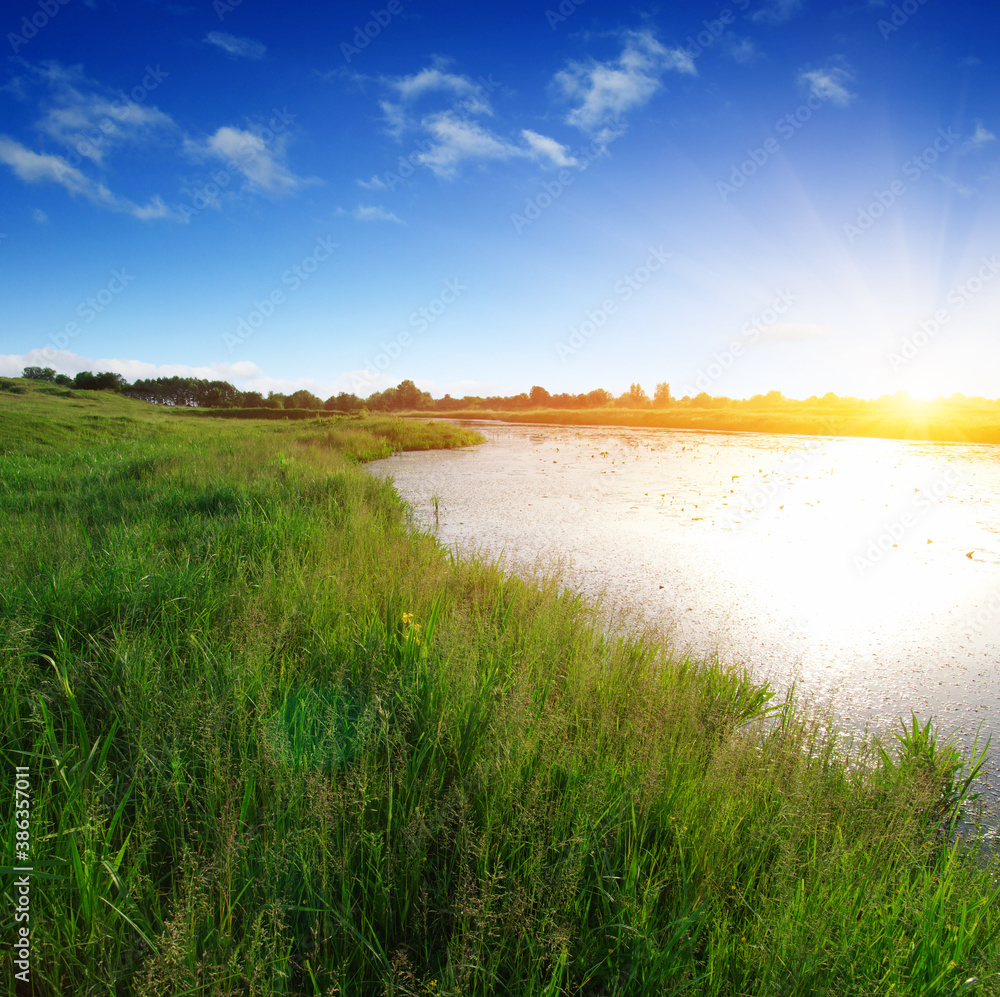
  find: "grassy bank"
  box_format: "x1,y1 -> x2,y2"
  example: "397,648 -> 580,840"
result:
1,382 -> 998,995
412,404 -> 1000,444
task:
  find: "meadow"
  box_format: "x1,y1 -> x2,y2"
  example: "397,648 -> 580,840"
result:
1,380 -> 998,995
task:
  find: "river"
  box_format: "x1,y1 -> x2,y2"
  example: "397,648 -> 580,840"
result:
368,421 -> 1000,811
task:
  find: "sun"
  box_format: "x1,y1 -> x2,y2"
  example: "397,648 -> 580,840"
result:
897,376 -> 958,403
905,386 -> 944,403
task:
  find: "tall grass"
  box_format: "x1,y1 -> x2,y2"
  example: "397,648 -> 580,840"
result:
1,383 -> 998,995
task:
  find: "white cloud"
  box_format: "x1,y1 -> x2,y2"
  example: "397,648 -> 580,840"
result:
20,61 -> 176,166
521,129 -> 578,168
415,112 -> 524,178
204,32 -> 267,60
0,61 -> 184,219
0,348 -> 505,404
352,203 -> 403,223
32,207 -> 48,223
379,66 -> 493,138
0,136 -> 176,219
189,126 -> 306,194
554,31 -> 695,145
1,60 -> 312,218
799,67 -> 855,108
370,63 -> 576,179
0,349 -> 267,382
405,115 -> 580,179
130,195 -> 174,219
749,0 -> 804,25
391,67 -> 479,103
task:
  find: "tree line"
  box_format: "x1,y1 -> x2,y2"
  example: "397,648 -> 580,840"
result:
20,367 -> 676,412
19,367 -> 993,411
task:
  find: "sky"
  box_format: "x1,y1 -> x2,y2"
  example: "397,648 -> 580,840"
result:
1,0 -> 999,402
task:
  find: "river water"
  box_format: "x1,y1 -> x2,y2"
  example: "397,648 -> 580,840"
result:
368,421 -> 1000,810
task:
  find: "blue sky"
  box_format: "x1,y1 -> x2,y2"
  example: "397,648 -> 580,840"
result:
1,0 -> 999,401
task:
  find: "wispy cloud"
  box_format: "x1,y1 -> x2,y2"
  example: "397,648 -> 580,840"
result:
187,126 -> 308,194
390,67 -> 488,110
554,30 -> 695,146
378,64 -> 494,138
352,203 -> 403,223
204,32 -> 267,60
521,129 -> 579,168
727,36 -> 762,65
17,61 -> 176,165
0,136 -> 175,219
1,59 -> 311,219
799,66 -> 855,108
411,113 -> 579,179
937,174 -> 977,197
749,0 -> 804,25
414,113 -> 521,178
961,120 -> 995,152
370,64 -> 575,180
31,207 -> 48,223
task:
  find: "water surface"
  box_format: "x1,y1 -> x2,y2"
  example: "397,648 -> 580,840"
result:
369,422 -> 1000,807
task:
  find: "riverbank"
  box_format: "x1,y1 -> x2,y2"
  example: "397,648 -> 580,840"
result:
2,383 -> 998,995
403,402 -> 1000,444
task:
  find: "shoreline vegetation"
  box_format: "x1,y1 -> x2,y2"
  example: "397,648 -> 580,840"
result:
2,382 -> 999,994
10,368 -> 1000,444
385,404 -> 1000,444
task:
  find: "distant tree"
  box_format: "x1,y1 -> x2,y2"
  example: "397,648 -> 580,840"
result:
125,375 -> 200,406
22,366 -> 56,382
286,389 -> 323,410
653,382 -> 672,407
73,370 -> 127,391
240,391 -> 265,408
584,388 -> 613,407
617,383 -> 650,407
54,374 -> 74,387
434,393 -> 468,411
529,385 -> 551,407
365,388 -> 393,411
394,379 -> 431,410
323,392 -> 362,412
200,380 -> 243,408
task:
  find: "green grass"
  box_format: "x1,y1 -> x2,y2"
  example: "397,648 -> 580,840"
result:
1,382 -> 998,995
